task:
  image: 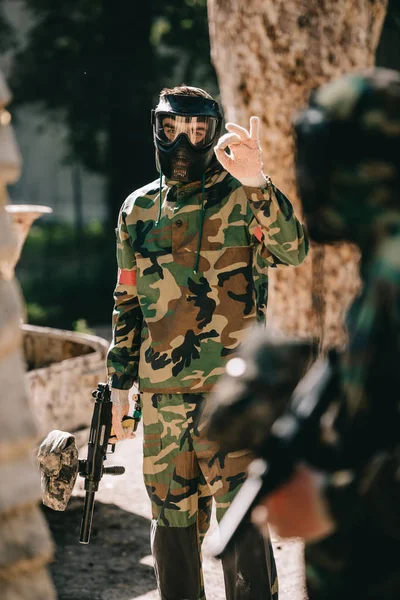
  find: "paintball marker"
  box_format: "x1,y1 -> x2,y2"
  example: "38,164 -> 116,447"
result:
210,355 -> 338,559
78,382 -> 142,544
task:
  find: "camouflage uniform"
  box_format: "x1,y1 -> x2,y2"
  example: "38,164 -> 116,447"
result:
294,69 -> 400,599
107,163 -> 308,599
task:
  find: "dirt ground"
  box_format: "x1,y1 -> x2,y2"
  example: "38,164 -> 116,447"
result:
42,428 -> 307,600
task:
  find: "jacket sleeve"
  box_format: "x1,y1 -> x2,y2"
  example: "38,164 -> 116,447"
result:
243,177 -> 309,267
106,206 -> 142,392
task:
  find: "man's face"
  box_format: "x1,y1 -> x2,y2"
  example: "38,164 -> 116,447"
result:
161,116 -> 209,146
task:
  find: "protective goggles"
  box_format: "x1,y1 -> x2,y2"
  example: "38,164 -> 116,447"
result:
154,113 -> 219,148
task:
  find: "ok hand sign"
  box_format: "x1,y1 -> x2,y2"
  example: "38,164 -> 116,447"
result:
214,116 -> 266,187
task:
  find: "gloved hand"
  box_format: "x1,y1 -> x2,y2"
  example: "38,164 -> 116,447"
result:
111,389 -> 135,442
214,116 -> 267,187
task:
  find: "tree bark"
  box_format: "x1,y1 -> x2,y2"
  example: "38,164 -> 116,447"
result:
208,0 -> 388,348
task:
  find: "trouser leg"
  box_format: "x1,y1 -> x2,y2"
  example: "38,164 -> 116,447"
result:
194,420 -> 279,599
142,393 -> 207,600
151,519 -> 203,600
197,491 -> 213,545
220,519 -> 278,600
150,495 -> 211,600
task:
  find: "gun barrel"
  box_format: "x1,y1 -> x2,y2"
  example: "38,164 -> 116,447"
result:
79,491 -> 95,544
104,465 -> 125,475
79,383 -> 130,543
213,458 -> 268,558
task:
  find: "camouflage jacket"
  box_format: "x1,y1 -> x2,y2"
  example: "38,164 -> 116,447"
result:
107,166 -> 309,394
304,227 -> 400,599
326,227 -> 400,471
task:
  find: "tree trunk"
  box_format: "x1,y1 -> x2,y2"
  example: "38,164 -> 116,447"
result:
208,0 -> 388,349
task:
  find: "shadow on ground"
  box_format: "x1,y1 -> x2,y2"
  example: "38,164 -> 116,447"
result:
42,497 -> 157,600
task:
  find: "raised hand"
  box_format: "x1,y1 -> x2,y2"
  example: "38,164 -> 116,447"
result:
214,116 -> 267,187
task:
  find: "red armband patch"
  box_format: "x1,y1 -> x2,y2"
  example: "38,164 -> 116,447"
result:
253,226 -> 263,242
118,269 -> 137,286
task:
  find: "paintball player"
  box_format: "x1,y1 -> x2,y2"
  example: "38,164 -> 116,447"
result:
106,84 -> 309,600
227,68 -> 400,600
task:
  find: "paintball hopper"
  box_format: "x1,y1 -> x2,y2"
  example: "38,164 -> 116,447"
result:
37,429 -> 79,511
37,383 -> 133,544
202,326 -> 316,453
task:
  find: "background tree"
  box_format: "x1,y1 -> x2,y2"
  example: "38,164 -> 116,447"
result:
0,0 -> 16,53
5,0 -> 218,330
10,0 -> 217,225
9,0 -> 157,225
207,0 -> 388,349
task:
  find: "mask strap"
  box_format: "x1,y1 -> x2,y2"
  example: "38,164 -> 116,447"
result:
156,171 -> 163,226
194,173 -> 206,274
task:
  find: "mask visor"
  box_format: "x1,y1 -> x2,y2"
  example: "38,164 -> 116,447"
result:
155,113 -> 218,148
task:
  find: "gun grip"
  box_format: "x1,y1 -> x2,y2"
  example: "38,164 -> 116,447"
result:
109,416 -> 136,443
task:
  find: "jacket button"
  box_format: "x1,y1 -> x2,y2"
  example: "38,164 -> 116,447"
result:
175,220 -> 183,227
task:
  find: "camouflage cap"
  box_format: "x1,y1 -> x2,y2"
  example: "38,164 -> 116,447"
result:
294,67 -> 400,248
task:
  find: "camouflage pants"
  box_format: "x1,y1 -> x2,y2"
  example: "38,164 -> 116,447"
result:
142,392 -> 278,600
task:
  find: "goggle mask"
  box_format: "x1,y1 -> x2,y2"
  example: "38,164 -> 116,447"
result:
152,94 -> 222,150
155,113 -> 218,148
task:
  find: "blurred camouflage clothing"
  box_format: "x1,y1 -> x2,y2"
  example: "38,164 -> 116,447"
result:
294,67 -> 400,248
143,391 -> 278,600
37,430 -> 79,511
202,328 -> 316,454
293,68 -> 400,600
107,165 -> 308,394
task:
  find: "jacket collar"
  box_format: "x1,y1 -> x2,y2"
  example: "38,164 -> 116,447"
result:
164,163 -> 225,195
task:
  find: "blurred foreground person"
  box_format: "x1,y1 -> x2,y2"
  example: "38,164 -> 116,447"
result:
0,69 -> 56,599
285,68 -> 400,600
208,68 -> 400,600
106,84 -> 309,599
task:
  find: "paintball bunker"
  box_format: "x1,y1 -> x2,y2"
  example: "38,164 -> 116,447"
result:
24,324 -> 109,446
4,204 -> 110,446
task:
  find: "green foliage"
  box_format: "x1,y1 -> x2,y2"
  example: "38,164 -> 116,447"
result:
386,1 -> 400,29
73,318 -> 95,335
5,0 -> 218,332
25,302 -> 57,325
152,0 -> 218,94
9,0 -> 218,222
0,0 -> 17,52
10,0 -> 110,172
151,17 -> 171,46
16,221 -> 116,330
376,0 -> 400,72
